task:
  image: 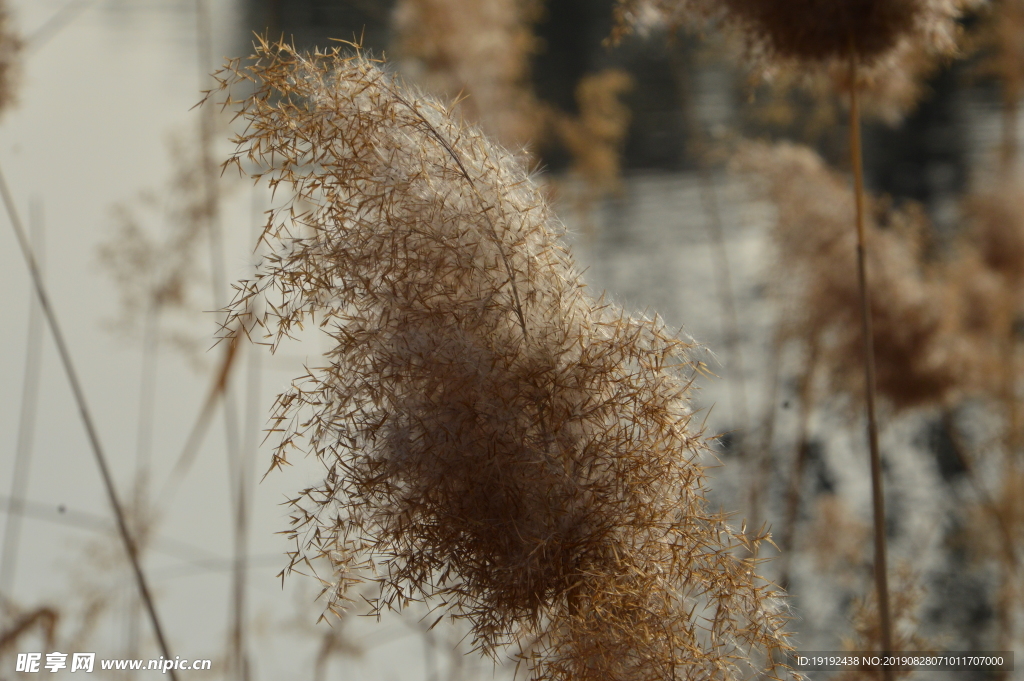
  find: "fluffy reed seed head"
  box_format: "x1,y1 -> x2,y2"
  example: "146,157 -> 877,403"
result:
392,0 -> 543,147
735,141 -> 980,410
967,178 -> 1024,285
211,38 -> 795,680
616,0 -> 976,67
0,0 -> 20,115
553,69 -> 634,196
615,0 -> 980,122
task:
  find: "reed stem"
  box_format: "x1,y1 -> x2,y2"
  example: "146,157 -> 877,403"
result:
849,56 -> 894,675
0,163 -> 178,681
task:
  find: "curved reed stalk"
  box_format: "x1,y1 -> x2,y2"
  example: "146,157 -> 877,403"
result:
209,38 -> 795,681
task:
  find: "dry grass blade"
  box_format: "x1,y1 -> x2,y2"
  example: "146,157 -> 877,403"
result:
208,37 -> 796,681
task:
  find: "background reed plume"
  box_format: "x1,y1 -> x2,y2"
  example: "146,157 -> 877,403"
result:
614,0 -> 976,72
391,0 -> 543,148
735,141 -> 985,411
210,38 -> 794,681
0,0 -> 18,116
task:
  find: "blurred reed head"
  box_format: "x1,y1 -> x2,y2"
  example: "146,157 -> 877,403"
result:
735,141 -> 985,411
835,565 -> 930,680
0,0 -> 20,115
616,0 -> 976,66
209,37 -> 795,680
966,177 -> 1024,285
615,0 -> 979,123
97,131 -> 229,362
975,0 -> 1024,105
391,0 -> 544,147
552,69 -> 634,196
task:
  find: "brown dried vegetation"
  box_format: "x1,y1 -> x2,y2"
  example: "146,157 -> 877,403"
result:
735,142 -> 986,411
615,0 -> 978,128
553,69 -> 635,197
208,38 -> 795,681
392,0 -> 543,147
833,566 -> 931,680
98,134 -> 216,352
616,0 -> 974,68
0,0 -> 18,116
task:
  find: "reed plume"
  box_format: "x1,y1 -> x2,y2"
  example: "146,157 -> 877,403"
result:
392,0 -> 543,147
833,566 -> 931,681
553,69 -> 634,197
98,133 -> 220,359
210,38 -> 794,681
615,0 -> 976,71
392,0 -> 633,207
736,141 -> 978,411
0,0 -> 18,116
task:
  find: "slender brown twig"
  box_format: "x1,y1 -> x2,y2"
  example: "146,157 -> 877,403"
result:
849,55 -> 894,675
0,162 -> 178,681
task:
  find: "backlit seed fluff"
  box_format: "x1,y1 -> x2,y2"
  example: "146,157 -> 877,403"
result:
209,38 -> 795,681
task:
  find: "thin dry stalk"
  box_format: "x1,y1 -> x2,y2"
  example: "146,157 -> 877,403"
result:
209,38 -> 795,681
156,333 -> 240,508
849,62 -> 895,673
0,164 -> 178,681
0,199 -> 44,597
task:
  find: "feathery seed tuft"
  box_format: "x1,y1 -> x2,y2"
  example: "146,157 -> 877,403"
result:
209,38 -> 795,681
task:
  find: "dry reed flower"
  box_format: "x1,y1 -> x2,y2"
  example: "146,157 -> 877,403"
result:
616,0 -> 976,68
966,177 -> 1024,285
553,69 -> 634,197
210,38 -> 795,680
735,141 -> 977,410
0,0 -> 19,116
615,0 -> 979,121
97,132 -> 226,359
748,39 -> 943,129
392,0 -> 543,148
834,565 -> 931,680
